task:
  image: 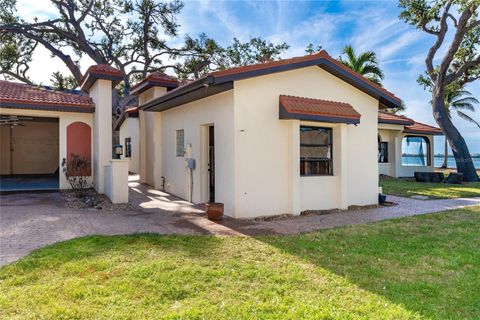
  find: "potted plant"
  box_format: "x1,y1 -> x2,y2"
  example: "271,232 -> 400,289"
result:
205,202 -> 224,220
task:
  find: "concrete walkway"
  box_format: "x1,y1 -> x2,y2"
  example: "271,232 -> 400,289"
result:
1,175 -> 479,265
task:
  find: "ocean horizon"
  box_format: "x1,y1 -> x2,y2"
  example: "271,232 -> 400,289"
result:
402,156 -> 480,169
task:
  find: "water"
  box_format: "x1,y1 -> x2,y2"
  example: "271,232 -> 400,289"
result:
402,156 -> 480,169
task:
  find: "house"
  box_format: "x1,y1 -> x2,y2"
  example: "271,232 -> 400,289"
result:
0,66 -> 129,203
378,111 -> 442,178
130,50 -> 409,219
115,72 -> 179,174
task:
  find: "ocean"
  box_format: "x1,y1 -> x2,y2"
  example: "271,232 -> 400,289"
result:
402,156 -> 480,169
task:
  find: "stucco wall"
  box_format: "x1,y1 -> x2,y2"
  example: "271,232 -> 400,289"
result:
378,128 -> 401,177
119,117 -> 140,173
378,126 -> 435,178
156,91 -> 235,214
0,108 -> 93,188
232,66 -> 379,218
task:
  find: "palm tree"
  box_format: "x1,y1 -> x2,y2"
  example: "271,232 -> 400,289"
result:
440,88 -> 480,168
338,45 -> 384,86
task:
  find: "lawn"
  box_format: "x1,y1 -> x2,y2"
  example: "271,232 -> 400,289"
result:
380,175 -> 480,199
1,207 -> 480,319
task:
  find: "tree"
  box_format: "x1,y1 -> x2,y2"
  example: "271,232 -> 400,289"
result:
175,33 -> 289,80
0,0 -> 184,108
305,43 -> 323,54
399,0 -> 480,181
50,71 -> 78,90
441,86 -> 480,168
338,45 -> 384,86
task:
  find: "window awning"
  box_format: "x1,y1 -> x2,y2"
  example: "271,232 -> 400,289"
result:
279,95 -> 361,124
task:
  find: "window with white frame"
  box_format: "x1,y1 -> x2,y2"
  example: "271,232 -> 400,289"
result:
176,129 -> 184,157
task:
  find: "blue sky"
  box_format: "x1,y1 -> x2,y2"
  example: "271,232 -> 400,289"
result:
15,0 -> 480,153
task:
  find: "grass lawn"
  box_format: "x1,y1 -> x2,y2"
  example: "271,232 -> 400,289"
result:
1,206 -> 480,319
380,175 -> 480,199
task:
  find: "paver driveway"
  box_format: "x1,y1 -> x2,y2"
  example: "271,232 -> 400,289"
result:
1,176 -> 480,265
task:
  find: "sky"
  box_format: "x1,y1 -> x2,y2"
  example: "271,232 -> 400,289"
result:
12,0 -> 480,154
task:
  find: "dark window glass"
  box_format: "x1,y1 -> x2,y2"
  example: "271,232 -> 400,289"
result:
378,141 -> 388,163
300,126 -> 333,176
125,137 -> 131,158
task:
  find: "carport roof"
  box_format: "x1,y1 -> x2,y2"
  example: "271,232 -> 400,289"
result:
0,80 -> 94,113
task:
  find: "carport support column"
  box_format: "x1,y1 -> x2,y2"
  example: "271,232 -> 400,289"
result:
90,79 -> 113,193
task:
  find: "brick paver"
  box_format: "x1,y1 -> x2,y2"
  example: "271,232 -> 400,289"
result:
1,175 -> 479,265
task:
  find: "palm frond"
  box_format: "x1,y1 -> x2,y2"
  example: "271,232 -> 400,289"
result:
456,111 -> 480,128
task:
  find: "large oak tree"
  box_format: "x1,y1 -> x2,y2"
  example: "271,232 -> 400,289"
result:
399,0 -> 480,181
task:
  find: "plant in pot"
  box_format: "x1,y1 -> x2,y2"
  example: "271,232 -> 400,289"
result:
205,202 -> 224,220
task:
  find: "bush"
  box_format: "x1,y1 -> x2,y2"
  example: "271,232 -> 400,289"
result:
62,154 -> 92,197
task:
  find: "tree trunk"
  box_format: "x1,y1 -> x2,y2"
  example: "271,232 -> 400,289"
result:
441,138 -> 448,168
432,93 -> 479,181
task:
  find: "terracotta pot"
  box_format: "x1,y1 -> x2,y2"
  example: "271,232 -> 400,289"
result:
206,202 -> 224,221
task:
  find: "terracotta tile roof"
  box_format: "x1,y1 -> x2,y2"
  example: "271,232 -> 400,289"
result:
211,51 -> 401,104
279,94 -> 361,124
143,50 -> 402,112
404,121 -> 443,135
378,111 -> 414,125
0,80 -> 94,113
130,72 -> 179,95
80,64 -> 124,92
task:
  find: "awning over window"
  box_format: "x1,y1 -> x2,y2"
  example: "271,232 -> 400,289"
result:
279,95 -> 361,124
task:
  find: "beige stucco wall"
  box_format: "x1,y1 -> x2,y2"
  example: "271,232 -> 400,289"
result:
119,117 -> 140,173
378,125 -> 435,178
90,79 -> 113,193
154,91 -> 236,214
0,108 -> 93,188
232,66 -> 379,218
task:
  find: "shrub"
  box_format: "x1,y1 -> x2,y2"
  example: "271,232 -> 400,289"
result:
62,154 -> 92,197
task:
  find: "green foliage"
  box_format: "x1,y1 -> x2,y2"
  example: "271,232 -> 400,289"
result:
338,45 -> 385,86
1,206 -> 480,318
175,33 -> 289,80
305,43 -> 323,54
50,72 -> 79,91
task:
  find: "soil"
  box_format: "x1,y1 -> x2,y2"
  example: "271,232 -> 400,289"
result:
61,188 -> 133,211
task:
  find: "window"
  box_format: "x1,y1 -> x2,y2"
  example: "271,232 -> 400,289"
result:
402,135 -> 430,166
300,126 -> 333,176
378,136 -> 388,163
176,129 -> 184,157
125,137 -> 131,158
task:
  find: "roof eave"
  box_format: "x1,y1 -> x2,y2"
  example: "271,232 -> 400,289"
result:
0,101 -> 95,113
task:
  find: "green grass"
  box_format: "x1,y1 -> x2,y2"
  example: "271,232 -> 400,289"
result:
1,207 -> 480,319
380,176 -> 480,199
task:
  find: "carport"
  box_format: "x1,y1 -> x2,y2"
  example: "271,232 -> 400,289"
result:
1,115 -> 60,191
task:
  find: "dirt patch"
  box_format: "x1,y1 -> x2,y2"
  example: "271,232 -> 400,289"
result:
61,188 -> 133,211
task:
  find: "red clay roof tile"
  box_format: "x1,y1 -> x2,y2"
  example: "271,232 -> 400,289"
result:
378,111 -> 414,125
130,72 -> 179,95
279,94 -> 361,124
0,80 -> 94,112
211,51 -> 401,104
404,121 -> 443,135
80,64 -> 124,92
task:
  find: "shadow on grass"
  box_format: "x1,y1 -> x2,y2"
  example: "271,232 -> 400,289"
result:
6,233 -> 224,272
259,207 -> 480,319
